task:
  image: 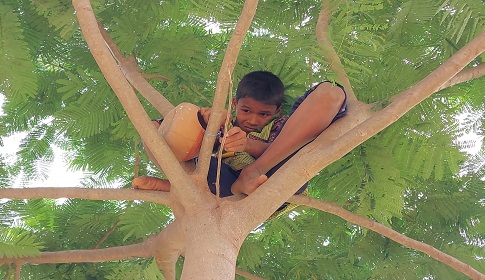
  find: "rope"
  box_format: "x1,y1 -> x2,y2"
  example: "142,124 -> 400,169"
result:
215,69 -> 234,198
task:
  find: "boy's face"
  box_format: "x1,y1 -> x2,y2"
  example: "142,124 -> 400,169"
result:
232,97 -> 281,133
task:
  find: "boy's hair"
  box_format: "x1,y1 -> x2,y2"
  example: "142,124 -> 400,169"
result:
235,71 -> 285,107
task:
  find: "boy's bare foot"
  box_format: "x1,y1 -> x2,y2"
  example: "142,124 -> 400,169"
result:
132,176 -> 171,192
231,166 -> 267,195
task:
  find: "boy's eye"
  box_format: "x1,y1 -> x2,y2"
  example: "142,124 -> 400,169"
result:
260,113 -> 269,117
242,109 -> 250,113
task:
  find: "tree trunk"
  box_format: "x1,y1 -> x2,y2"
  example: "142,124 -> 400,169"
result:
179,213 -> 242,280
182,238 -> 239,279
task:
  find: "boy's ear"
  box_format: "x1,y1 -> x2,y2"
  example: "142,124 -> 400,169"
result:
231,98 -> 237,109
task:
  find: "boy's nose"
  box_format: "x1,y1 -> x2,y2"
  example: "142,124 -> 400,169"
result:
248,115 -> 259,125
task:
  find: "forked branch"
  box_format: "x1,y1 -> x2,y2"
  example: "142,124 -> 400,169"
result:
72,0 -> 208,206
240,31 -> 485,235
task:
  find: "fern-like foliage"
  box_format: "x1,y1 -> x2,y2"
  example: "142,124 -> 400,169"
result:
13,199 -> 57,231
0,4 -> 38,102
118,202 -> 173,241
106,258 -> 165,280
437,0 -> 485,44
32,0 -> 81,40
0,227 -> 44,259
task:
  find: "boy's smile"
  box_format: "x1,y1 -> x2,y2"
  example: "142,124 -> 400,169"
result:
233,97 -> 281,133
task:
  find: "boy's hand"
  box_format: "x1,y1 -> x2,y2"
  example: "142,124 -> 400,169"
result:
222,127 -> 247,152
199,107 -> 230,127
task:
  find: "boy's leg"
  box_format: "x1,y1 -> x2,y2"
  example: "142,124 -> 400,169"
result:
133,157 -> 237,196
206,157 -> 239,197
231,82 -> 346,195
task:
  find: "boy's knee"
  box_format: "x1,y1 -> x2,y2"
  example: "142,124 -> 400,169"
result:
314,82 -> 345,100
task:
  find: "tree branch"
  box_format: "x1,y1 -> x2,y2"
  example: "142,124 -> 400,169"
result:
72,0 -> 208,207
439,63 -> 485,90
94,220 -> 120,249
288,195 -> 485,280
0,187 -> 172,206
98,22 -> 173,116
0,223 -> 185,277
0,242 -> 152,265
195,0 -> 259,178
97,21 -> 174,116
14,265 -> 19,280
316,0 -> 357,102
239,31 -> 485,231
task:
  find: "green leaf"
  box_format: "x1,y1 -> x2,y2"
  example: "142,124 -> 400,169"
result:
0,228 -> 44,258
0,4 -> 38,102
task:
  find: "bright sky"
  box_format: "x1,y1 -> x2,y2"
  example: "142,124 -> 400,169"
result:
0,94 -> 86,188
456,114 -> 483,155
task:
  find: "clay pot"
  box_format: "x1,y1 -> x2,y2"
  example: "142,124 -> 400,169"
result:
159,103 -> 204,161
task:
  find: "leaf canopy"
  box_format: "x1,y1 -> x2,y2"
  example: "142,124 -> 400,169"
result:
0,0 -> 484,279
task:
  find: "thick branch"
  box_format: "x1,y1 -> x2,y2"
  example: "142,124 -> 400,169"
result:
1,220 -> 187,280
97,21 -> 174,116
240,31 -> 485,230
288,195 -> 485,280
0,187 -> 172,206
196,0 -> 259,177
72,0 -> 208,207
0,240 -> 152,265
316,0 -> 357,101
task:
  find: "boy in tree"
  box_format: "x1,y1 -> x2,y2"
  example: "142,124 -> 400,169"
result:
133,71 -> 347,199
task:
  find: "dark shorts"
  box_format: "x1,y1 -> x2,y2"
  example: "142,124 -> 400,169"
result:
207,152 -> 308,198
207,81 -> 347,204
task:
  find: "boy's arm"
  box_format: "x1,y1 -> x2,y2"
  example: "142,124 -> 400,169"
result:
198,107 -> 230,128
245,138 -> 270,158
243,117 -> 287,158
223,127 -> 270,158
